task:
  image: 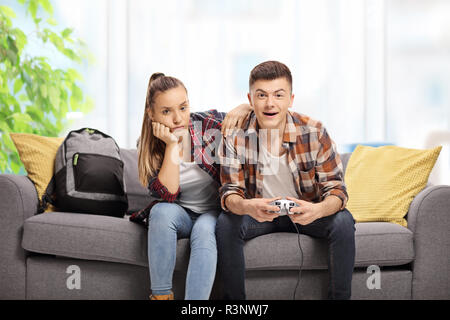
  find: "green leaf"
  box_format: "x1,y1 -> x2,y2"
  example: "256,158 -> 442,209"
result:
63,48 -> 78,61
6,49 -> 17,65
13,78 -> 23,94
71,83 -> 83,103
39,0 -> 53,15
46,18 -> 57,26
61,28 -> 73,38
26,105 -> 44,122
70,95 -> 80,111
0,148 -> 8,173
21,71 -> 32,86
10,156 -> 21,174
39,83 -> 48,98
66,68 -> 82,81
6,36 -> 18,53
0,154 -> 7,173
12,28 -> 27,52
59,99 -> 68,116
49,32 -> 64,51
48,86 -> 60,108
0,5 -> 16,18
25,85 -> 34,101
18,94 -> 28,102
2,129 -> 16,150
28,0 -> 38,19
0,121 -> 11,134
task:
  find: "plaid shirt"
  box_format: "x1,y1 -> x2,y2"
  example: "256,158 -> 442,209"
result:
148,109 -> 226,202
219,111 -> 348,211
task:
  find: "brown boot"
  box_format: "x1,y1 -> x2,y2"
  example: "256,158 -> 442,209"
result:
149,292 -> 174,300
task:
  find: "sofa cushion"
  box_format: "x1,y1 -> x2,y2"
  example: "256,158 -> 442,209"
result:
244,222 -> 414,270
10,133 -> 64,212
22,212 -> 191,271
345,145 -> 441,227
22,212 -> 414,270
22,212 -> 149,266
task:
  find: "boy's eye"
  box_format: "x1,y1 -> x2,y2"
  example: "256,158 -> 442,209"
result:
180,106 -> 187,111
257,93 -> 266,98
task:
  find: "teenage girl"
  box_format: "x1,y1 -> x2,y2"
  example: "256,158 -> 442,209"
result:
137,73 -> 250,300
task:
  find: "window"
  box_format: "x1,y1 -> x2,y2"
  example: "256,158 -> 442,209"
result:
8,0 -> 449,182
386,0 -> 450,184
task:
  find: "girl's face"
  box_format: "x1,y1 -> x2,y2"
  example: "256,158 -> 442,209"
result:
148,86 -> 190,136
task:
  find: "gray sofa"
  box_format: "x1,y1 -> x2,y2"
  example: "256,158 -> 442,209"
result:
1,149 -> 449,300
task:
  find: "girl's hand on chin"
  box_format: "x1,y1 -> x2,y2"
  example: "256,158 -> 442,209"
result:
152,122 -> 179,145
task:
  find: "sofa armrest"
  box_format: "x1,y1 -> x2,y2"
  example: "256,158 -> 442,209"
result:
407,185 -> 450,299
0,174 -> 39,299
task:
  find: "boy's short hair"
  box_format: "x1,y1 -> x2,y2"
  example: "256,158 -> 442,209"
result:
249,60 -> 292,91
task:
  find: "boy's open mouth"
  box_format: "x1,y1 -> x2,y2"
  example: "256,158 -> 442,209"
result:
263,111 -> 278,117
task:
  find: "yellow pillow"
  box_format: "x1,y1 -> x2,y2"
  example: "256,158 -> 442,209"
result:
345,145 -> 442,227
10,133 -> 64,212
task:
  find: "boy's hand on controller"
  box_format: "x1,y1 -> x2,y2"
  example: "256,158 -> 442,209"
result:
244,197 -> 282,223
286,196 -> 324,226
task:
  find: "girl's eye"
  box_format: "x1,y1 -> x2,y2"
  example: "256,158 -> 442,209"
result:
162,109 -> 170,115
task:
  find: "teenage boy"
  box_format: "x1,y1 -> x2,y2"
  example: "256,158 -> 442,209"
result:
216,60 -> 355,300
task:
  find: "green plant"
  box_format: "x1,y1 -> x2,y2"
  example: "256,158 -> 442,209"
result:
0,0 -> 93,174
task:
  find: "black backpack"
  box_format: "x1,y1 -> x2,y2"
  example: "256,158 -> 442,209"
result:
40,128 -> 128,217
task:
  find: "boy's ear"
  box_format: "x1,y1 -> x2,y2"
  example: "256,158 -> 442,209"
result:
288,93 -> 295,109
247,93 -> 253,107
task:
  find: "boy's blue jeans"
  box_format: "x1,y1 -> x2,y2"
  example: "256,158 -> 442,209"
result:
216,209 -> 356,300
148,202 -> 219,299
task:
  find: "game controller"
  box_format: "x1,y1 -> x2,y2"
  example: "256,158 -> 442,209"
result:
269,199 -> 299,215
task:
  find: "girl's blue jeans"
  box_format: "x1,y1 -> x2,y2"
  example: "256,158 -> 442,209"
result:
147,202 -> 219,300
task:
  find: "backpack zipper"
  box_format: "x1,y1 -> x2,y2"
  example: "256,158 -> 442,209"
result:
72,152 -> 123,167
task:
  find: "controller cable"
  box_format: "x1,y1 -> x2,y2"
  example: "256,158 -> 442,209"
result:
289,215 -> 303,300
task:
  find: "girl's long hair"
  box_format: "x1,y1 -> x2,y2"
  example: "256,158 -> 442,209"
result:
137,73 -> 187,187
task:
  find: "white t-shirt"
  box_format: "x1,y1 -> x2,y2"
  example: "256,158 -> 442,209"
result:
260,145 -> 298,199
177,161 -> 221,213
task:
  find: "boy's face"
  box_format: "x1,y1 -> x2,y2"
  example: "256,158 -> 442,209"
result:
247,77 -> 294,131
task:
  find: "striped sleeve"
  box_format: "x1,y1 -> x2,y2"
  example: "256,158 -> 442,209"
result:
315,127 -> 348,209
202,109 -> 227,122
218,132 -> 247,212
148,176 -> 180,202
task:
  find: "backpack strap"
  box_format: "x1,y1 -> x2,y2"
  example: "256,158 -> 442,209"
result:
38,176 -> 56,214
